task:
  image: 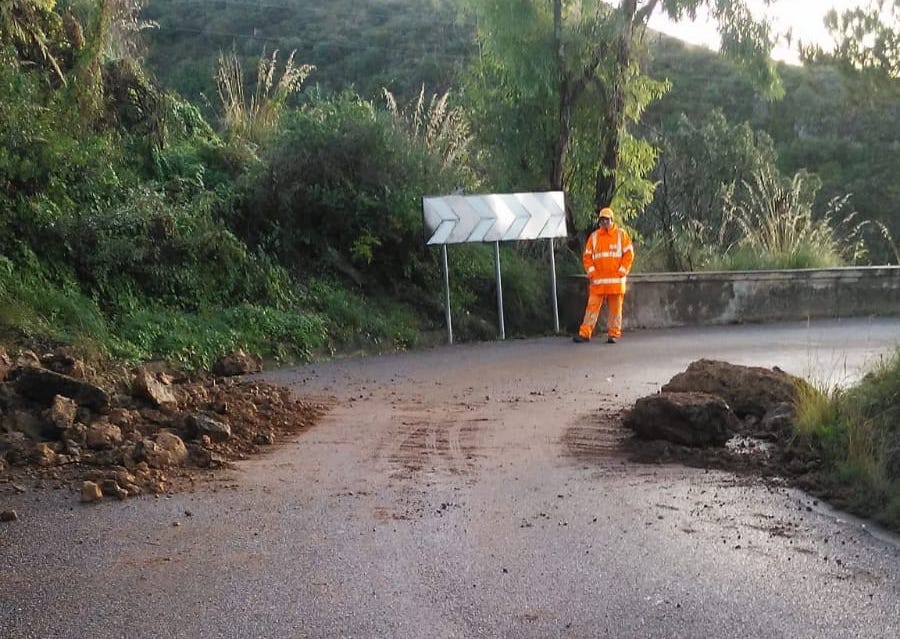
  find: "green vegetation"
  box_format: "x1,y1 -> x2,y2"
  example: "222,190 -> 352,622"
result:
1,0 -> 897,375
793,350 -> 900,531
143,0 -> 899,266
644,36 -> 900,266
0,1 -> 560,369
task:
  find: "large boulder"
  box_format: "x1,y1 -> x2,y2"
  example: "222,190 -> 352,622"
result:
12,367 -> 109,412
624,391 -> 738,447
661,359 -> 802,418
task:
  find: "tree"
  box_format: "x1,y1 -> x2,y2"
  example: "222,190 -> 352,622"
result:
801,0 -> 900,79
641,109 -> 777,270
464,0 -> 780,236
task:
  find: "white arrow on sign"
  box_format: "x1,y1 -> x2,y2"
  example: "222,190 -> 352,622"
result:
422,197 -> 459,245
422,191 -> 566,245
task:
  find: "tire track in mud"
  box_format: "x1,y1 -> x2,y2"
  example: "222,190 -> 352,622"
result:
561,404 -> 631,464
375,401 -> 489,481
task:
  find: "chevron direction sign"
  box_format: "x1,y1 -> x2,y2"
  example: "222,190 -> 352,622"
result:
422,191 -> 566,245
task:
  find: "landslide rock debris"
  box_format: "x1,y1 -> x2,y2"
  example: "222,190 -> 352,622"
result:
624,392 -> 737,447
0,347 -> 328,500
626,360 -> 805,446
623,359 -> 811,475
661,359 -> 805,419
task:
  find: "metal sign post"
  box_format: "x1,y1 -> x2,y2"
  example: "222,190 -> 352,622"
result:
494,241 -> 505,339
549,238 -> 560,333
441,244 -> 453,344
422,191 -> 567,341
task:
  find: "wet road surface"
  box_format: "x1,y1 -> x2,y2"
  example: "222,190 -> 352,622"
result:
2,318 -> 900,638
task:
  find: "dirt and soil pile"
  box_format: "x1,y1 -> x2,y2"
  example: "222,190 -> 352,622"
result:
622,359 -> 819,478
0,347 -> 328,502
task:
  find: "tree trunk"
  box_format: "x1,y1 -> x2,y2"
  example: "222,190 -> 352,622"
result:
552,90 -> 576,236
550,0 -> 578,240
595,1 -> 636,210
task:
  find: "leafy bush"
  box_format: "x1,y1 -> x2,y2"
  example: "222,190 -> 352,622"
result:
303,278 -> 422,351
13,185 -> 295,315
233,91 -> 472,291
0,260 -> 111,352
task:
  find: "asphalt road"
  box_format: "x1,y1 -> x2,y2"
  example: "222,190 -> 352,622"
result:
2,318 -> 900,639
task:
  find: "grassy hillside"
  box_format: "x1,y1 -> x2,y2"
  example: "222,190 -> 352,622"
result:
143,0 -> 474,105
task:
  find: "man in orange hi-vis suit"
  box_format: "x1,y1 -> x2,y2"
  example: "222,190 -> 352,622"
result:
573,206 -> 634,344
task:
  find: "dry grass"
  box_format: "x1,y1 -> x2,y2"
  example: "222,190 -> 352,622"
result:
383,86 -> 473,170
216,48 -> 314,146
714,166 -> 898,269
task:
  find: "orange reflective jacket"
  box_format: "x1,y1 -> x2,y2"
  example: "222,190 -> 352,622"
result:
583,223 -> 634,294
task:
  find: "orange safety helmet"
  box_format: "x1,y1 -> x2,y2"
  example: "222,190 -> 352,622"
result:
597,207 -> 614,220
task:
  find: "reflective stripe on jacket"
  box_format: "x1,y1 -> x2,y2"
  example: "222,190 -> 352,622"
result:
582,224 -> 634,294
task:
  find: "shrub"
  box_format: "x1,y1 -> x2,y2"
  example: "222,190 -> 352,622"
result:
303,278 -> 422,351
233,91 -> 472,291
793,349 -> 900,531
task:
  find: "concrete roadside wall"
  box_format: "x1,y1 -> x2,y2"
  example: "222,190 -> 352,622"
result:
562,266 -> 900,331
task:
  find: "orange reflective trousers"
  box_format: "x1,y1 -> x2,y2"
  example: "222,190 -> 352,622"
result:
578,292 -> 624,340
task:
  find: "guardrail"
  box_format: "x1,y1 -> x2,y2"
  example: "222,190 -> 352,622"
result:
562,266 -> 900,331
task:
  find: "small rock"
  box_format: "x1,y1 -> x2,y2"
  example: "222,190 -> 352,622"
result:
100,479 -> 128,500
14,350 -> 40,369
33,443 -> 57,466
40,351 -> 85,378
49,395 -> 78,431
186,414 -> 232,442
132,367 -> 178,409
155,431 -> 188,465
253,432 -> 275,446
81,480 -> 103,503
85,422 -> 123,450
108,408 -> 137,429
135,439 -> 173,469
0,510 -> 17,522
212,351 -> 262,377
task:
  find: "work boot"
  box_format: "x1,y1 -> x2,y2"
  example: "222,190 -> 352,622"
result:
573,335 -> 590,343
606,336 -> 618,344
